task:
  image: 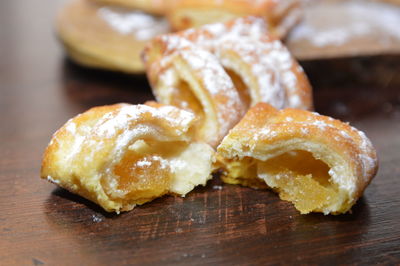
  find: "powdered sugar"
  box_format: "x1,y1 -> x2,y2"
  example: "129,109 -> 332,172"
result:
146,17 -> 310,145
151,17 -> 307,110
47,175 -> 60,185
231,108 -> 377,194
98,7 -> 170,41
96,104 -> 195,140
290,1 -> 400,47
65,120 -> 76,134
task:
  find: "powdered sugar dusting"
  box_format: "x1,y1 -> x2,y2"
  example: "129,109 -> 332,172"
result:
290,1 -> 400,47
179,49 -> 238,135
149,16 -> 309,113
60,104 -> 196,172
98,7 -> 170,40
47,175 -> 60,185
65,121 -> 76,134
234,108 -> 377,194
96,104 -> 195,139
147,17 -> 309,145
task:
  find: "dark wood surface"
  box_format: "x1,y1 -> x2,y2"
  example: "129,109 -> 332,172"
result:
1,1 -> 400,265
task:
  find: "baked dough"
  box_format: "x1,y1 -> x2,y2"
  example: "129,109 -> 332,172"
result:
56,0 -> 170,73
217,103 -> 378,214
89,0 -> 169,15
167,0 -> 302,38
41,102 -> 215,213
143,17 -> 312,147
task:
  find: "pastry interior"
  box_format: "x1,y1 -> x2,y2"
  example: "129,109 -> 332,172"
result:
102,139 -> 214,210
166,69 -> 250,137
220,149 -> 348,214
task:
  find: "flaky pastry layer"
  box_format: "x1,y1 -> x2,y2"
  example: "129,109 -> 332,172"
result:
41,103 -> 215,213
217,103 -> 378,215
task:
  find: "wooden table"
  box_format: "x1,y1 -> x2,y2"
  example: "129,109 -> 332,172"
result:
1,1 -> 399,265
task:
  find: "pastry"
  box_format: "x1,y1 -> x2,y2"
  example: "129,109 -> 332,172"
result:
167,0 -> 302,38
143,17 -> 313,146
41,102 -> 215,213
286,0 -> 400,60
56,0 -> 170,73
217,103 -> 378,214
89,0 -> 169,15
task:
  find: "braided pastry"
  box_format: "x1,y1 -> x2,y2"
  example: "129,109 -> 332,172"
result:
41,102 -> 215,213
143,17 -> 313,147
217,103 -> 378,215
167,0 -> 302,38
57,0 -> 170,73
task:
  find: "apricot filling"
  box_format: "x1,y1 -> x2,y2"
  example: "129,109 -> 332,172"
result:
112,152 -> 171,202
101,139 -> 214,206
259,150 -> 339,214
100,140 -> 174,205
170,80 -> 205,135
223,150 -> 340,213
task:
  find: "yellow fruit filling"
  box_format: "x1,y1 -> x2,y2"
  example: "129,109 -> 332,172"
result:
112,152 -> 171,203
170,80 -> 205,130
100,140 -> 174,205
101,139 -> 214,207
222,150 -> 340,213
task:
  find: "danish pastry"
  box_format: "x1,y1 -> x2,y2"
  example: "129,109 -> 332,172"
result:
89,0 -> 169,15
57,0 -> 170,73
143,17 -> 312,146
167,0 -> 302,38
41,102 -> 215,213
217,103 -> 378,214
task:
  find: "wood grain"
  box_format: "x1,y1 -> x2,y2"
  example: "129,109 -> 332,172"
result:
0,1 -> 400,265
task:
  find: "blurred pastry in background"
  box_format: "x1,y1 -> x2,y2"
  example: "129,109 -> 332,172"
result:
56,0 -> 170,73
90,0 -> 168,15
375,0 -> 400,5
168,0 -> 302,38
143,17 -> 313,147
287,0 -> 400,60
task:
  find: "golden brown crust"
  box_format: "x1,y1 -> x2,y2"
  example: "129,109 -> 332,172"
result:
143,17 -> 312,146
217,103 -> 378,214
56,0 -> 170,73
167,0 -> 302,38
41,103 -> 215,213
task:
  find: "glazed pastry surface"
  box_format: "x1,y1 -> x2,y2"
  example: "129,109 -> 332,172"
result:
57,0 -> 170,73
143,17 -> 312,147
41,103 -> 215,213
217,103 -> 378,214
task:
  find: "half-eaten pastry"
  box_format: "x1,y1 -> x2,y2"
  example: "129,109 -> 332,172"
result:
143,16 -> 312,147
41,102 -> 215,213
217,103 -> 378,214
167,0 -> 302,39
56,0 -> 170,73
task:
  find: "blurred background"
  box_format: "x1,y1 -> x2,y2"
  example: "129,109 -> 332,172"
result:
1,0 -> 400,265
